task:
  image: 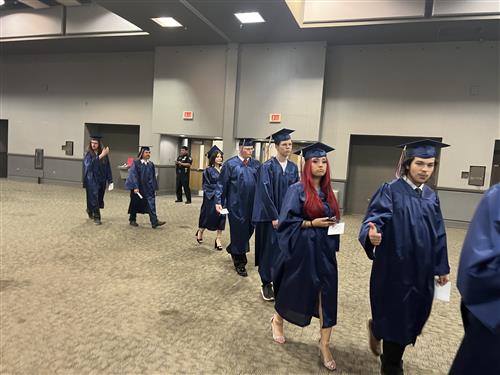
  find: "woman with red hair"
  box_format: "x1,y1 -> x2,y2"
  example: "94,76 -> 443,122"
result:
270,142 -> 341,372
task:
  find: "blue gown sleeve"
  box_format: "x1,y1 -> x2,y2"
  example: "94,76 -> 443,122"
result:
216,163 -> 229,206
358,183 -> 393,260
253,163 -> 279,222
124,161 -> 139,190
83,152 -> 99,180
203,169 -> 217,199
457,184 -> 500,335
433,195 -> 450,276
277,184 -> 304,255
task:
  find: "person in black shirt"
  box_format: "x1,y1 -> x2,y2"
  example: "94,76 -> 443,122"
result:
175,146 -> 192,204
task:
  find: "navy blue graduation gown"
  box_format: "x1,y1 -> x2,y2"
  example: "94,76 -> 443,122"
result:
449,183 -> 500,374
273,182 -> 340,328
457,183 -> 500,335
83,151 -> 112,211
198,167 -> 226,231
358,178 -> 450,346
252,157 -> 299,269
125,160 -> 158,215
216,156 -> 260,254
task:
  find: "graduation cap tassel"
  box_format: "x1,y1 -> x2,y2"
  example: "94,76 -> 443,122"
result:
395,146 -> 407,178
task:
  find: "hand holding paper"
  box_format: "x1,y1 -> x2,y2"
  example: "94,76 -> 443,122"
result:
108,182 -> 114,191
328,222 -> 345,236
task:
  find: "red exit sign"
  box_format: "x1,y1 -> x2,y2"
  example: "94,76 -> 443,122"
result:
269,113 -> 281,123
183,111 -> 194,120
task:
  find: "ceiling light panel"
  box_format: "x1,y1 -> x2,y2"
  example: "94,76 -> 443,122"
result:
234,12 -> 265,24
151,17 -> 183,28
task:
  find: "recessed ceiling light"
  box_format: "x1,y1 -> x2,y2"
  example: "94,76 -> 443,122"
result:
151,17 -> 183,28
234,12 -> 265,24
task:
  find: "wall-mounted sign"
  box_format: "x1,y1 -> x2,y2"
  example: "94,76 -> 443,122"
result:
468,165 -> 486,186
183,111 -> 194,120
269,113 -> 281,123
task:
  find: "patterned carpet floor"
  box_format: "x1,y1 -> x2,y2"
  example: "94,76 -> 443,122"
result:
0,179 -> 467,374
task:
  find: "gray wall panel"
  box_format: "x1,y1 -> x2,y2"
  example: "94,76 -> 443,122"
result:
236,42 -> 326,141
152,46 -> 227,138
157,166 -> 176,195
8,154 -> 42,178
43,157 -> 83,183
438,189 -> 483,222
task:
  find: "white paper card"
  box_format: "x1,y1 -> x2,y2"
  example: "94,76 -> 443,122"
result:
108,183 -> 114,191
135,192 -> 143,199
219,208 -> 229,215
434,281 -> 451,302
328,222 -> 345,236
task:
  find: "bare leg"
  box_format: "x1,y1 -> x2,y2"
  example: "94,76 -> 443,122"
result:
215,230 -> 222,247
197,228 -> 205,241
319,293 -> 336,370
271,312 -> 285,344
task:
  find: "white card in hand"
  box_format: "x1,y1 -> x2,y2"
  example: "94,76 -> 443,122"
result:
108,182 -> 114,191
328,222 -> 345,235
434,281 -> 451,302
219,208 -> 229,215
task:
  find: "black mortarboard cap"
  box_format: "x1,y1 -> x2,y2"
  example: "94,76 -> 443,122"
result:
207,145 -> 223,159
270,128 -> 294,143
239,138 -> 255,147
137,145 -> 152,157
397,139 -> 450,158
294,142 -> 335,160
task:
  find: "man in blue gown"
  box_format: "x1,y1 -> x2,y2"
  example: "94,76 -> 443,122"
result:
449,183 -> 500,375
83,135 -> 113,225
359,139 -> 451,375
252,129 -> 299,300
216,139 -> 260,277
125,146 -> 165,228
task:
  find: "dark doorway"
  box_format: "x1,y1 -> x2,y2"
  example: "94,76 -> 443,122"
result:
0,120 -> 8,178
84,123 -> 140,190
345,135 -> 442,215
491,140 -> 500,187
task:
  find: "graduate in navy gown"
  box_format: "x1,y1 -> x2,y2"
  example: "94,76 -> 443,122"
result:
196,146 -> 226,250
252,129 -> 299,301
83,135 -> 113,225
125,146 -> 165,229
215,138 -> 260,277
449,183 -> 500,375
271,142 -> 341,372
359,139 -> 451,375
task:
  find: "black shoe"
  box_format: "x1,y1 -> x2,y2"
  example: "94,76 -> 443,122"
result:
175,200 -> 182,203
195,230 -> 203,244
129,221 -> 138,227
261,283 -> 275,301
214,239 -> 223,250
86,209 -> 93,219
152,220 -> 166,228
235,266 -> 248,277
185,201 -> 192,204
94,219 -> 102,225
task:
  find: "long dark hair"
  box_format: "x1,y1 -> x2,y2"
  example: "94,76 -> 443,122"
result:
301,159 -> 340,220
87,140 -> 102,155
209,152 -> 223,167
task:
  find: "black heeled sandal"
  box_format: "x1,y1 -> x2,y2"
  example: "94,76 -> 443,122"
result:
195,230 -> 203,244
214,239 -> 223,250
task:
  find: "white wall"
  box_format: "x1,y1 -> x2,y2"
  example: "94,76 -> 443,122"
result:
0,52 -> 158,160
321,41 -> 500,190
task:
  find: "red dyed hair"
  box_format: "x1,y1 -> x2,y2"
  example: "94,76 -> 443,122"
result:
301,159 -> 340,220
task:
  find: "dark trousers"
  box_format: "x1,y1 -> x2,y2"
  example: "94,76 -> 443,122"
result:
449,303 -> 500,375
381,341 -> 405,375
129,196 -> 158,225
176,173 -> 191,202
